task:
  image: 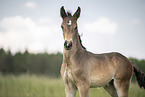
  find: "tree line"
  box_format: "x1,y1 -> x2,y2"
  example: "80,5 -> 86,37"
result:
0,48 -> 62,77
0,48 -> 145,78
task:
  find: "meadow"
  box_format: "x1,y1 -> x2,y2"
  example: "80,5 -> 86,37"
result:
0,74 -> 144,97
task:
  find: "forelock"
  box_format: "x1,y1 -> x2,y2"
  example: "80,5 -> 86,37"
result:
67,11 -> 72,16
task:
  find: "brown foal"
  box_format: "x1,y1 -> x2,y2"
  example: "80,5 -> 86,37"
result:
60,6 -> 145,97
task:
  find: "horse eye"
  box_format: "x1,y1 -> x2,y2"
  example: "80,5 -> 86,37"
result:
75,26 -> 77,30
61,25 -> 64,29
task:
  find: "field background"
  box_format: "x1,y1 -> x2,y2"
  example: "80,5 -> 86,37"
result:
0,74 -> 144,97
0,49 -> 145,97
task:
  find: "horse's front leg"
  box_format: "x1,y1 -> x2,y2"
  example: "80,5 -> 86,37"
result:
78,83 -> 90,97
65,83 -> 77,97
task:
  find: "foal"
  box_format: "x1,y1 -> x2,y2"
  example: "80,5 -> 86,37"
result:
60,6 -> 145,97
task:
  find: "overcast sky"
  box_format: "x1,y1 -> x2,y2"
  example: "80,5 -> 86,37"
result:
0,0 -> 145,59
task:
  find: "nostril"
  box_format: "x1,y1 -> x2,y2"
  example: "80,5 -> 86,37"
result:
64,41 -> 67,47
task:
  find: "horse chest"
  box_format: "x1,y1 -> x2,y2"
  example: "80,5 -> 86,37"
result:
63,68 -> 75,84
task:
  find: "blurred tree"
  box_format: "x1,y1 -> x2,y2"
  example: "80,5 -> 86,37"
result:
0,49 -> 13,74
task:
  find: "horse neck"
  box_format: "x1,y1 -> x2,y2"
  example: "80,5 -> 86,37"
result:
73,32 -> 84,51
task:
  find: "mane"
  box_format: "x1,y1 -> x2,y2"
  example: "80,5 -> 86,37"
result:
78,34 -> 86,50
67,11 -> 72,16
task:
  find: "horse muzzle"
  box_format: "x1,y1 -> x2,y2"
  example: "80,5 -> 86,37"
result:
64,40 -> 72,50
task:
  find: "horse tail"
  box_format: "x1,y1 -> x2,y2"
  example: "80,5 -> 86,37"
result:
131,61 -> 145,89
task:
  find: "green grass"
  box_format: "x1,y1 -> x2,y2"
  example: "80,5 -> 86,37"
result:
0,75 -> 144,97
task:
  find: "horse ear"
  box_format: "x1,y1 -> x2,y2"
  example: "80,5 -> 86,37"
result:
73,7 -> 81,20
60,6 -> 67,19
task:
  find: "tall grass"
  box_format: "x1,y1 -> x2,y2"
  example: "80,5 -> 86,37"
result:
0,74 -> 144,97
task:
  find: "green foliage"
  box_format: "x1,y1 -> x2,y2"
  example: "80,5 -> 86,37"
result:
0,75 -> 145,97
0,49 -> 14,74
0,48 -> 63,76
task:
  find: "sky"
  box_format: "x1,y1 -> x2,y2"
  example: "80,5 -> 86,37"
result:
0,0 -> 145,59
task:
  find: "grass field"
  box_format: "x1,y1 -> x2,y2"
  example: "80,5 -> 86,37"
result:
0,74 -> 144,97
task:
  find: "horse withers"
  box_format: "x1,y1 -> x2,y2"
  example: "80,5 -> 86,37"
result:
60,6 -> 145,97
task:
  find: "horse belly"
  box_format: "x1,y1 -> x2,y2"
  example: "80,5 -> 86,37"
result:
90,72 -> 114,87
